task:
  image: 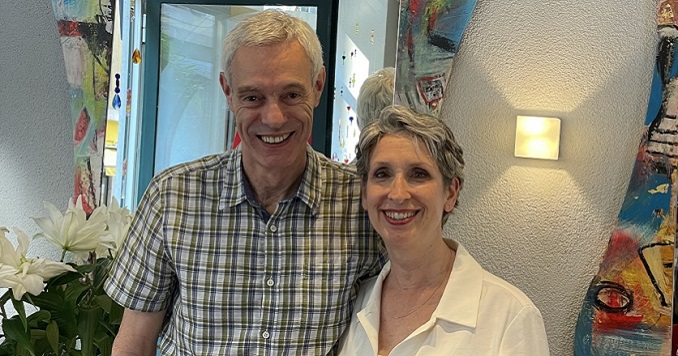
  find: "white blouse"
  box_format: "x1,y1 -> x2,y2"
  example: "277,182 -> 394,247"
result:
338,239 -> 550,355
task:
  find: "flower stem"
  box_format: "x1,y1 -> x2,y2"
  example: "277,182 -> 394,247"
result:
60,248 -> 67,262
0,301 -> 7,319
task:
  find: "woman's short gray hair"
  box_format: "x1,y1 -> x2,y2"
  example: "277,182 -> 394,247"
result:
221,10 -> 323,84
356,105 -> 465,223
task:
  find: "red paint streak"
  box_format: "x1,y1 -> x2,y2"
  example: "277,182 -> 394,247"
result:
57,20 -> 81,37
594,310 -> 644,332
599,230 -> 640,273
74,109 -> 89,145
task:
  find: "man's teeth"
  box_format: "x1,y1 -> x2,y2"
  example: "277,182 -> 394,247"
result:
385,211 -> 415,220
261,133 -> 290,144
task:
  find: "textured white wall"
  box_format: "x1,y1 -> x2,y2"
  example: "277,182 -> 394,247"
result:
0,0 -> 72,260
0,0 -> 661,354
442,0 -> 657,355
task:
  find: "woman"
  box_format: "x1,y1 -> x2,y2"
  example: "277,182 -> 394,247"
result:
339,105 -> 549,355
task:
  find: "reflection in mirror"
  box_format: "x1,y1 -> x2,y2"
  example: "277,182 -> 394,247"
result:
330,0 -> 397,164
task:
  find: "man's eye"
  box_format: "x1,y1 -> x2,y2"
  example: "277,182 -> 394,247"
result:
243,96 -> 258,102
284,92 -> 304,103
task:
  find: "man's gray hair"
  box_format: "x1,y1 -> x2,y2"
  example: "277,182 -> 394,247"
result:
357,67 -> 395,130
221,10 -> 324,83
356,105 -> 465,224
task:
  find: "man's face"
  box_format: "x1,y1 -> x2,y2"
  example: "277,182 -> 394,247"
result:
220,41 -> 325,175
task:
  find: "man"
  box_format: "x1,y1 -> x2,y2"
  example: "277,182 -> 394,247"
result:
105,10 -> 386,355
356,67 -> 395,130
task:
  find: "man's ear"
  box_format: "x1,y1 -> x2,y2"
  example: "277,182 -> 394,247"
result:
313,66 -> 326,106
220,72 -> 233,108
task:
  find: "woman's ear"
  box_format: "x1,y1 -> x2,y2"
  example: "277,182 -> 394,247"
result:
444,178 -> 460,212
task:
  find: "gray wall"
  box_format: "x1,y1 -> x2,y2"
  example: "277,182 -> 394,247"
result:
0,0 -> 72,258
0,0 -> 661,354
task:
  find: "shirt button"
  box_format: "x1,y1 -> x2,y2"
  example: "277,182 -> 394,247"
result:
262,331 -> 270,339
269,225 -> 277,232
266,278 -> 274,287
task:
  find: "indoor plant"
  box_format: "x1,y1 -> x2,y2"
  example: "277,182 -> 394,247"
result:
0,197 -> 132,356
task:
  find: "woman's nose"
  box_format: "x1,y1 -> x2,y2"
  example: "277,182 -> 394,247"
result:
388,176 -> 410,201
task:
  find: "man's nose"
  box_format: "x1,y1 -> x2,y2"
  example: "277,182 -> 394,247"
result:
262,100 -> 285,128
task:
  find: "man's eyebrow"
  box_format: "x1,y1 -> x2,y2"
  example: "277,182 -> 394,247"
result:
282,83 -> 308,91
235,83 -> 309,95
234,85 -> 258,93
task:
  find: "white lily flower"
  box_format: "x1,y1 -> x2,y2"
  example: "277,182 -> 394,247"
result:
33,196 -> 108,254
0,227 -> 76,300
98,197 -> 133,257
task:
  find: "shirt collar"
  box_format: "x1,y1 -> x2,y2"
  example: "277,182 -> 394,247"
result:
434,239 -> 484,328
218,145 -> 323,215
358,239 -> 484,330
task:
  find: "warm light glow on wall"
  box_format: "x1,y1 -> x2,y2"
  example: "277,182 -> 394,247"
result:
514,115 -> 561,160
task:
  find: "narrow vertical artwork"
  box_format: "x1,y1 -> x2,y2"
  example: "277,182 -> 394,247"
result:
394,0 -> 477,116
574,2 -> 678,355
52,0 -> 115,214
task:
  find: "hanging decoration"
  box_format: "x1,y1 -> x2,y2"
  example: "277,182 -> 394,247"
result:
52,0 -> 115,214
132,48 -> 142,64
112,73 -> 121,109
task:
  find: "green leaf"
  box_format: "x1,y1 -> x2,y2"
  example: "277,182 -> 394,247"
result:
30,288 -> 65,311
77,305 -> 104,356
26,310 -> 51,328
45,269 -> 81,288
75,263 -> 97,274
94,294 -> 112,313
64,282 -> 90,305
10,298 -> 27,332
46,320 -> 60,354
30,291 -> 78,338
0,342 -> 17,356
108,299 -> 124,326
93,333 -> 113,356
2,317 -> 34,356
27,329 -> 54,355
0,289 -> 13,310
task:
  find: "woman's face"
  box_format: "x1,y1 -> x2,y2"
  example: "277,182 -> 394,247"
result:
362,133 -> 459,248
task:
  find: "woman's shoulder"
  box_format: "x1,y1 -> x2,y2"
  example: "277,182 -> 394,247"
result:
480,271 -> 539,310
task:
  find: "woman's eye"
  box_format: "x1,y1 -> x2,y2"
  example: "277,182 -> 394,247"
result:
372,169 -> 388,179
412,169 -> 429,179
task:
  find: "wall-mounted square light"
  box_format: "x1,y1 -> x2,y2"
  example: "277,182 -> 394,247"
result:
514,115 -> 561,160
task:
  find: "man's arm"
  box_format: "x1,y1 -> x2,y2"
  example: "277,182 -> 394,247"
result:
112,308 -> 166,356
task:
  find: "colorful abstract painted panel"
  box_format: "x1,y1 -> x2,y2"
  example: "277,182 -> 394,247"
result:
394,0 -> 477,116
52,0 -> 115,214
574,2 -> 678,354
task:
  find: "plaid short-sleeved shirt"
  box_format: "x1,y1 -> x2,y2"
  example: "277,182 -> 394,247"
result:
105,146 -> 386,355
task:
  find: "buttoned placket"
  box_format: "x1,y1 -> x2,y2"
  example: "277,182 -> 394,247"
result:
260,214 -> 280,345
